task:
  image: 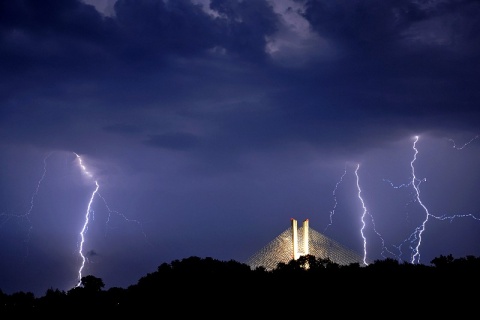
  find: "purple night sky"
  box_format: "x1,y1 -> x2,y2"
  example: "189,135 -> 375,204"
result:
1,0 -> 479,296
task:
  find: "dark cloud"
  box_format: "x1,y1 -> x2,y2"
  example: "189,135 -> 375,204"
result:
87,250 -> 98,257
2,0 -> 477,154
0,0 -> 115,76
114,0 -> 218,60
301,0 -> 423,51
210,0 -> 280,60
287,0 -> 480,138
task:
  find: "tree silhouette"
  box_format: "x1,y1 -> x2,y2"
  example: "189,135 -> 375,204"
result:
2,254 -> 480,313
80,275 -> 105,292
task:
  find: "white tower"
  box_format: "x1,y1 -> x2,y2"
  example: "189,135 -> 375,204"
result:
303,219 -> 309,256
291,218 -> 299,260
291,218 -> 309,260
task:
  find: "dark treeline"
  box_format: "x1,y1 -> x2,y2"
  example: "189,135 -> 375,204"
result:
1,254 -> 479,314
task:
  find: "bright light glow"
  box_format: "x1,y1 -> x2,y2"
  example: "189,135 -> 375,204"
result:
247,220 -> 364,270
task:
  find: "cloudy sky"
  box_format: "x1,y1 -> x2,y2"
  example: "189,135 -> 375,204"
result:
1,0 -> 480,296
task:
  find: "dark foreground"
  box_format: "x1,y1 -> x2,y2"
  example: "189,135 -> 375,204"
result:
1,254 -> 478,315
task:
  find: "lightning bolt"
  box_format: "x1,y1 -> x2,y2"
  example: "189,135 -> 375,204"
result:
407,136 -> 431,264
324,163 -> 347,232
429,213 -> 480,226
323,133 -> 480,266
381,136 -> 434,264
392,135 -> 480,264
382,175 -> 425,229
73,152 -> 151,288
354,164 -> 369,266
447,135 -> 479,150
73,152 -> 98,287
366,211 -> 399,261
0,152 -> 52,258
424,135 -> 480,251
96,193 -> 150,241
325,163 -> 394,265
